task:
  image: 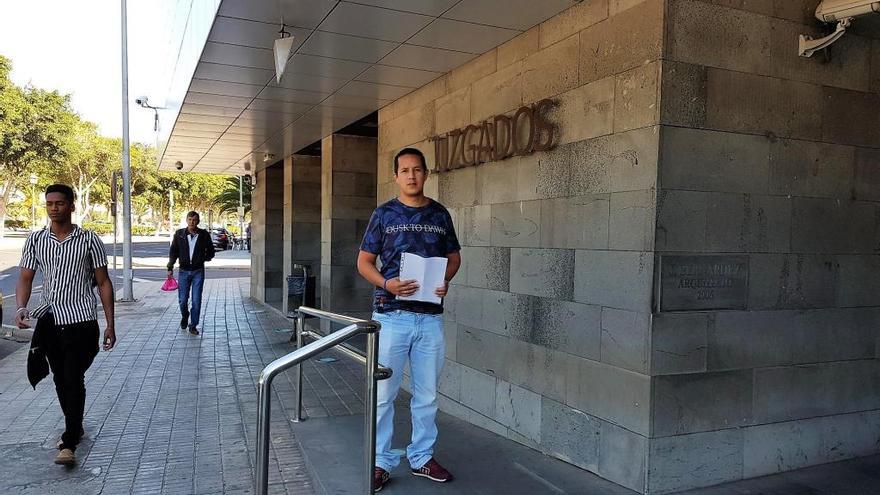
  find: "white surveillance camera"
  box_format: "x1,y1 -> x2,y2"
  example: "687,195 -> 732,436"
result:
175,161 -> 184,170
816,0 -> 879,22
135,96 -> 148,106
799,0 -> 879,57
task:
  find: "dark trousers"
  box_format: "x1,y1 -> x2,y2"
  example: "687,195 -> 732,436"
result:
39,314 -> 99,451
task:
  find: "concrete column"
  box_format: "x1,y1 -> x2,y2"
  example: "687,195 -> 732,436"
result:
250,168 -> 267,303
264,164 -> 284,307
283,154 -> 322,315
250,163 -> 284,308
320,134 -> 378,321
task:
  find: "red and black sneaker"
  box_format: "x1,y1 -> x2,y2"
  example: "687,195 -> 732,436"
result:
411,458 -> 453,483
373,466 -> 390,492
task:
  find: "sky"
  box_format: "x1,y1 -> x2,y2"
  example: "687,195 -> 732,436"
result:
0,0 -> 179,145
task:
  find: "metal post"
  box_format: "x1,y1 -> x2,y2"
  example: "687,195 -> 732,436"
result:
365,331 -> 379,495
294,312 -> 304,422
120,0 -> 134,301
168,189 -> 174,238
239,175 -> 244,247
112,171 -> 118,272
255,371 -> 273,495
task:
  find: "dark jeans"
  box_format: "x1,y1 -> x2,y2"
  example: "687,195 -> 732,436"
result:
39,314 -> 99,451
178,268 -> 205,328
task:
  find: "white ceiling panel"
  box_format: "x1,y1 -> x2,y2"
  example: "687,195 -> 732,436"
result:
409,18 -> 519,54
285,54 -> 370,79
338,81 -> 412,100
174,121 -> 231,133
379,44 -> 474,72
173,129 -> 225,139
179,103 -> 243,118
350,0 -> 460,16
239,109 -> 298,125
272,73 -> 349,93
297,106 -> 367,127
194,63 -> 275,86
247,99 -> 313,115
227,119 -> 277,132
209,16 -> 310,49
163,0 -> 574,172
189,79 -> 263,98
257,86 -> 329,105
356,64 -> 442,88
319,2 -> 433,42
299,31 -> 397,63
201,42 -> 274,69
321,93 -> 391,111
443,0 -> 574,30
177,113 -> 236,126
184,93 -> 253,109
171,136 -> 219,146
215,133 -> 262,143
217,0 -> 336,28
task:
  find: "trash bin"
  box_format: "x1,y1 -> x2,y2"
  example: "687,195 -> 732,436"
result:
287,264 -> 316,313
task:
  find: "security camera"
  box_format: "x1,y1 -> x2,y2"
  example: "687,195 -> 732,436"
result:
816,0 -> 879,22
135,96 -> 147,106
175,161 -> 184,170
799,0 -> 879,56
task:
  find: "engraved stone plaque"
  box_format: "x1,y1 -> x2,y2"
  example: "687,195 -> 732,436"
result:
659,255 -> 749,311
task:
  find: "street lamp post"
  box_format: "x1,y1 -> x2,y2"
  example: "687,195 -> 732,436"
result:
120,0 -> 134,301
239,175 -> 244,249
169,189 -> 174,239
29,173 -> 37,230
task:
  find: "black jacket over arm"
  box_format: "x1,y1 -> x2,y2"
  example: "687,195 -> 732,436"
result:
167,228 -> 215,271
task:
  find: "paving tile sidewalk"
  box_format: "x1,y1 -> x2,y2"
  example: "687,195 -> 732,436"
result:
0,277 -> 358,495
2,276 -> 879,495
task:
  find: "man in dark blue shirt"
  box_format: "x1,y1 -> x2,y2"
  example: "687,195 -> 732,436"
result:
358,148 -> 461,491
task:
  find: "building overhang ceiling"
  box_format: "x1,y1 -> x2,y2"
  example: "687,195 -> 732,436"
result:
159,0 -> 579,174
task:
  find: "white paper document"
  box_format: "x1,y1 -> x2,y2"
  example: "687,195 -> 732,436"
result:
397,252 -> 448,305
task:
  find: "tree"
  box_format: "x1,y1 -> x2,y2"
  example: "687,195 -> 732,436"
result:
52,120 -> 118,223
213,176 -> 252,216
0,55 -> 78,237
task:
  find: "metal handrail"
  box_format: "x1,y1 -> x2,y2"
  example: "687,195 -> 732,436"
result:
255,307 -> 389,495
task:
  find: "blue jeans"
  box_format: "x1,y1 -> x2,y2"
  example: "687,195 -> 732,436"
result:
373,310 -> 445,471
178,268 -> 205,328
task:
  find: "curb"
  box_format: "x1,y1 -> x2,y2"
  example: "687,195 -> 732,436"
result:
1,324 -> 33,342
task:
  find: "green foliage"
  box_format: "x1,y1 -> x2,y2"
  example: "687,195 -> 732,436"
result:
132,225 -> 155,236
82,222 -> 113,235
214,176 -> 252,216
0,54 -> 240,233
4,218 -> 26,229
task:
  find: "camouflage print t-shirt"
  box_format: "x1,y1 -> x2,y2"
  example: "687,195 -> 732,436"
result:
360,198 -> 460,314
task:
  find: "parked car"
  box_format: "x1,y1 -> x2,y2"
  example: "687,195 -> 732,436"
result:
210,228 -> 230,250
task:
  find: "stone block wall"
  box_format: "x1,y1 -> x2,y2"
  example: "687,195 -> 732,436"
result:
250,163 -> 286,306
251,167 -> 267,303
321,134 -> 378,321
651,0 -> 880,492
283,154 -> 322,314
376,1 -> 665,491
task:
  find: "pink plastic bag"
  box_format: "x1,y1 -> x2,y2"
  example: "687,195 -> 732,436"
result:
161,277 -> 179,292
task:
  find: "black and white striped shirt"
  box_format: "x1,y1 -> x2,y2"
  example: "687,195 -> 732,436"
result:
19,226 -> 108,325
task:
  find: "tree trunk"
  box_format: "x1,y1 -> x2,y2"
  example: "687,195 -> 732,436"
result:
0,177 -> 15,239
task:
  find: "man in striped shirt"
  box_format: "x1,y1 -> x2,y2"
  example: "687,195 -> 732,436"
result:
15,184 -> 117,466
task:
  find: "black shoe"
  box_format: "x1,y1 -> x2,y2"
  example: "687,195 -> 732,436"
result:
373,467 -> 390,492
188,326 -> 200,336
180,311 -> 189,330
